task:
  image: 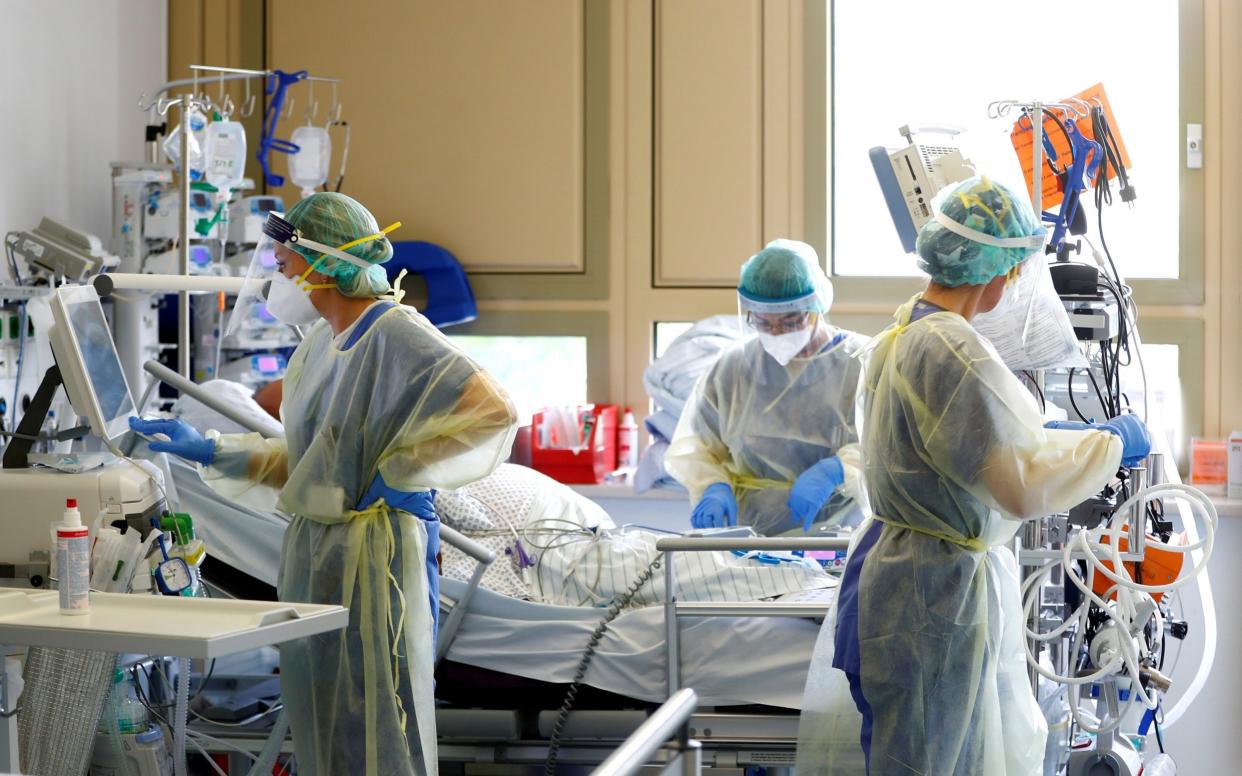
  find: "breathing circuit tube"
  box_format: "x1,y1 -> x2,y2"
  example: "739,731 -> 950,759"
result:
1021,482 -> 1217,732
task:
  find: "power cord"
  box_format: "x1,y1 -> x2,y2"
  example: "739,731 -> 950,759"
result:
544,556 -> 663,775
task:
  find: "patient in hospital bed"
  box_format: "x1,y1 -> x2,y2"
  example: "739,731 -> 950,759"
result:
169,381 -> 837,608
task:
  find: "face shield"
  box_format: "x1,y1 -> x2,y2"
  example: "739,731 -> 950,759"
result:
970,253 -> 1088,370
738,289 -> 824,366
226,212 -> 391,335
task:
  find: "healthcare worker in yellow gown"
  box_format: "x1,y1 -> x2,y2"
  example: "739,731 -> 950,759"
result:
132,192 -> 517,776
797,176 -> 1151,775
666,239 -> 870,536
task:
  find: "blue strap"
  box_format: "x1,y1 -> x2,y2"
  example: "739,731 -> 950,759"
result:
257,69 -> 308,187
341,302 -> 396,351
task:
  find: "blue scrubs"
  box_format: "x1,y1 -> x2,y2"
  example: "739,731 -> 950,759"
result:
830,296 -> 942,770
832,519 -> 883,769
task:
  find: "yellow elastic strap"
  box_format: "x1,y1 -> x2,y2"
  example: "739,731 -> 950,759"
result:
294,273 -> 336,291
871,513 -> 987,552
336,221 -> 402,253
956,190 -> 1007,236
1004,262 -> 1022,288
297,257 -> 336,287
295,222 -> 404,287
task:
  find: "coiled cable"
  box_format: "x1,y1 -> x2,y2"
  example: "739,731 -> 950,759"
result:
543,556 -> 662,775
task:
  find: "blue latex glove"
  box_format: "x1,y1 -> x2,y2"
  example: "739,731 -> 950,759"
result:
1045,416 -> 1151,467
128,417 -> 215,466
355,473 -> 440,650
1044,419 -> 1094,431
691,482 -> 738,529
788,456 -> 845,532
1100,414 -> 1152,467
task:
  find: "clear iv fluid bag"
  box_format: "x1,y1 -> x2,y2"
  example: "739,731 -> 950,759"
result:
204,120 -> 248,191
289,125 -> 331,196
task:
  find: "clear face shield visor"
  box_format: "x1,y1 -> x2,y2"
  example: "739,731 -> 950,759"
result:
737,289 -> 826,365
226,212 -> 396,335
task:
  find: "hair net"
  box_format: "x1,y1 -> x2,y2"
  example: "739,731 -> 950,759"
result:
285,192 -> 395,298
915,176 -> 1045,288
738,239 -> 833,314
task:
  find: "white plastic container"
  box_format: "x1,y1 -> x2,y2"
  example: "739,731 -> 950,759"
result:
618,409 -> 639,469
57,498 -> 90,614
1228,430 -> 1242,499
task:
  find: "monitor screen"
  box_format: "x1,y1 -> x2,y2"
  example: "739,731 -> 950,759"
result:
65,298 -> 134,425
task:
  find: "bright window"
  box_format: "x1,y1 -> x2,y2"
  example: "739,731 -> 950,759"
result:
832,0 -> 1179,279
654,321 -> 694,359
449,335 -> 587,424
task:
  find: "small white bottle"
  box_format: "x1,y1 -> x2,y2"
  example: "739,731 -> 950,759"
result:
57,498 -> 90,615
618,409 -> 639,469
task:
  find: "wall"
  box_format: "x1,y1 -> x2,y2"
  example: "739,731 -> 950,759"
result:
1214,0 -> 1242,436
0,1 -> 167,244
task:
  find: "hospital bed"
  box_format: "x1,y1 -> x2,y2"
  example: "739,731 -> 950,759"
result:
138,363 -> 849,770
170,446 -> 845,768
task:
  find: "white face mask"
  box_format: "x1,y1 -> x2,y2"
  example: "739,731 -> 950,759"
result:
757,326 -> 814,366
264,272 -> 323,325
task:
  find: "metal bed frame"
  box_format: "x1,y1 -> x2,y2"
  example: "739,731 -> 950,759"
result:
431,534 -> 849,771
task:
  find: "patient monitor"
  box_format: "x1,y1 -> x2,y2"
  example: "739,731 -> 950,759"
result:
0,286 -> 164,587
50,284 -> 137,441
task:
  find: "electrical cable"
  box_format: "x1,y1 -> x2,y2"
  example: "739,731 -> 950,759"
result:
1022,371 -> 1046,411
1066,369 -> 1091,422
5,235 -> 28,439
543,556 -> 663,776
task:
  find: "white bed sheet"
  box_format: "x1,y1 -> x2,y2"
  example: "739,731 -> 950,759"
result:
169,458 -> 831,710
441,576 -> 831,710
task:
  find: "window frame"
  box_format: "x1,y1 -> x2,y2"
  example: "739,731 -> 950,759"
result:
803,0 -> 1206,306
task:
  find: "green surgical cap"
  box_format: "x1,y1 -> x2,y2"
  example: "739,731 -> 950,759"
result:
915,176 -> 1044,288
737,239 -> 833,313
285,192 -> 394,298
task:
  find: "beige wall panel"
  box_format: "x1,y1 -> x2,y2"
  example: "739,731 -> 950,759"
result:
167,0 -> 202,81
268,0 -> 584,273
654,0 -> 763,287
